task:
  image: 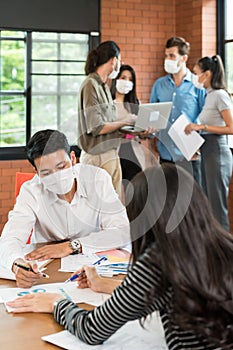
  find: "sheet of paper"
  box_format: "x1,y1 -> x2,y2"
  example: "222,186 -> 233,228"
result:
42,312 -> 168,349
0,282 -> 110,310
96,249 -> 131,263
0,244 -> 52,280
60,254 -> 98,272
0,259 -> 51,281
65,285 -> 110,306
168,114 -> 205,161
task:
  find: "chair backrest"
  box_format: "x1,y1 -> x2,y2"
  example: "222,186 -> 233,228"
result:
15,172 -> 35,200
14,172 -> 35,244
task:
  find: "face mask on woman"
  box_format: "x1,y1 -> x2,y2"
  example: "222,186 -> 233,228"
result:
116,79 -> 133,94
192,74 -> 204,89
39,166 -> 74,195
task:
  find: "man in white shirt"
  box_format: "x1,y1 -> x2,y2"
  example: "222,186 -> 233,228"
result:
0,129 -> 130,288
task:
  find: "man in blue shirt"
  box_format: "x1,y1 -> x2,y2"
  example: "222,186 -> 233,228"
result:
150,37 -> 206,183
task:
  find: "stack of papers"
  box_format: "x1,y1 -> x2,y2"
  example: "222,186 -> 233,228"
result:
96,262 -> 129,276
60,249 -> 131,277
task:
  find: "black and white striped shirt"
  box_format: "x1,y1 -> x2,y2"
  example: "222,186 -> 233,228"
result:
54,249 -> 224,349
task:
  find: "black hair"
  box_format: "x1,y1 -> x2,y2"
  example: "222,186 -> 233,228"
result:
85,41 -> 120,75
166,36 -> 190,56
196,55 -> 226,90
110,64 -> 139,115
126,164 -> 233,346
26,129 -> 70,169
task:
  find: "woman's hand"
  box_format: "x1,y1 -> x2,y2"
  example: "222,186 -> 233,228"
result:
76,266 -> 122,294
7,293 -> 63,313
76,266 -> 104,293
123,114 -> 137,125
184,123 -> 203,134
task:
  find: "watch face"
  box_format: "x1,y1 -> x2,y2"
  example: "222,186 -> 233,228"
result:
71,239 -> 81,251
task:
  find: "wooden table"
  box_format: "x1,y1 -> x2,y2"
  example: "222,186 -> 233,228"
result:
0,259 -> 94,349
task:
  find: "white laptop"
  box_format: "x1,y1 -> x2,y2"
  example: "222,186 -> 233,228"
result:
121,101 -> 172,133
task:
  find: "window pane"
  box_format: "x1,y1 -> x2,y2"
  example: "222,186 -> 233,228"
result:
32,61 -> 58,74
1,30 -> 25,38
0,96 -> 26,146
60,61 -> 85,74
225,42 -> 233,93
32,75 -> 58,93
0,40 -> 25,91
60,76 -> 85,93
32,61 -> 85,75
226,0 -> 233,39
32,32 -> 58,40
32,42 -> 57,60
60,43 -> 88,60
31,96 -> 57,131
59,96 -> 78,144
60,33 -> 88,42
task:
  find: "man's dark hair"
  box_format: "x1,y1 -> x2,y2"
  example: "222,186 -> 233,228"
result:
26,129 -> 70,169
166,36 -> 190,56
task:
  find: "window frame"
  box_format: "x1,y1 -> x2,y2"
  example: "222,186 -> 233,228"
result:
0,30 -> 99,160
217,0 -> 233,94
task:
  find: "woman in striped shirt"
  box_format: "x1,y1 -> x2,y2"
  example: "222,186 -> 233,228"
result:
8,164 -> 233,349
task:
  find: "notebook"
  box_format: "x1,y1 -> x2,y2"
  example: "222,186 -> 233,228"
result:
121,101 -> 172,134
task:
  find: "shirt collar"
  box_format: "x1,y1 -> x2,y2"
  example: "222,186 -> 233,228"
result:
89,72 -> 106,86
167,68 -> 192,83
75,173 -> 88,199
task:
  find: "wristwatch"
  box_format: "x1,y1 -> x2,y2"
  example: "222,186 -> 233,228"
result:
69,239 -> 82,254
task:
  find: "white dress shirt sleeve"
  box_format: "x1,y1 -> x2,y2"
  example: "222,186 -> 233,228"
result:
77,168 -> 131,254
0,182 -> 37,269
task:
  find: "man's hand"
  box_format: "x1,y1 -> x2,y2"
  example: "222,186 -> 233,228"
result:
12,258 -> 41,288
25,241 -> 73,261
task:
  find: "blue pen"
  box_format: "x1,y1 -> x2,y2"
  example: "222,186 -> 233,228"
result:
64,256 -> 107,283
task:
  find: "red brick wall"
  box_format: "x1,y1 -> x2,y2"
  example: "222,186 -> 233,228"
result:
176,0 -> 216,69
101,0 -> 176,103
2,0 -> 232,234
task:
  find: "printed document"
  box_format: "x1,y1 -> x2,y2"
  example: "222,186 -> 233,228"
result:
42,311 -> 168,349
0,282 -> 110,312
168,114 -> 205,161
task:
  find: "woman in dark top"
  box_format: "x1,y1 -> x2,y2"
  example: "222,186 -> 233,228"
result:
8,164 -> 233,349
111,64 -> 142,190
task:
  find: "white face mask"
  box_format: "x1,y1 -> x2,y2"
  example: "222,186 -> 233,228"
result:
108,58 -> 121,79
192,74 -> 204,89
164,59 -> 181,74
116,79 -> 133,94
39,166 -> 75,195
